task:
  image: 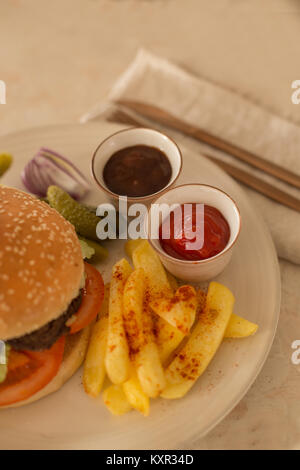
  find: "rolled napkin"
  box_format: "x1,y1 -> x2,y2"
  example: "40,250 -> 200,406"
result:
81,49 -> 300,264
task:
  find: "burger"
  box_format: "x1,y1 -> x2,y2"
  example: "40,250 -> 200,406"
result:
0,186 -> 104,407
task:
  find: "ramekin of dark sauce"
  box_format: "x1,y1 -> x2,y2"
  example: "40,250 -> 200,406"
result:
91,128 -> 182,205
103,145 -> 172,198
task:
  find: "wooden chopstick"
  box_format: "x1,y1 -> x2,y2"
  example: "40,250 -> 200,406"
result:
205,154 -> 300,212
117,99 -> 300,190
108,106 -> 300,212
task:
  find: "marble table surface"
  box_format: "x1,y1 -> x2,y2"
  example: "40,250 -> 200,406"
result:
1,0 -> 300,450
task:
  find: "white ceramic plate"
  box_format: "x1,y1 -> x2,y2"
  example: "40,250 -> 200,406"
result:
0,123 -> 280,450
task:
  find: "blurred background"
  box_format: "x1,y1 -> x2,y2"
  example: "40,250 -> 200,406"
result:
1,0 -> 300,135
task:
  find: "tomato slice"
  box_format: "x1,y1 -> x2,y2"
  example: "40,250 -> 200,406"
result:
69,262 -> 104,334
0,336 -> 65,407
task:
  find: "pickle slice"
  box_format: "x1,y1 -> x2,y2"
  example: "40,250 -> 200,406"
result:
47,185 -> 100,241
0,154 -> 12,177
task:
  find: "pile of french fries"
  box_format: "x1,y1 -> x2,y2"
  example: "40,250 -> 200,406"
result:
83,240 -> 258,416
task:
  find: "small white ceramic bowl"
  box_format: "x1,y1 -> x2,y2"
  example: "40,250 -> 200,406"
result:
145,184 -> 241,282
91,127 -> 182,207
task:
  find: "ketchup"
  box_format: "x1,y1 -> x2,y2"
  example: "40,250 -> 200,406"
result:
159,203 -> 230,261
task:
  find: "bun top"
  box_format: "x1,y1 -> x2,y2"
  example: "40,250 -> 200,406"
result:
0,186 -> 84,340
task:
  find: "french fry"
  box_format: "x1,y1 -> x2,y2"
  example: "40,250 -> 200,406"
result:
196,288 -> 207,317
122,371 -> 150,417
150,285 -> 197,335
105,258 -> 132,384
83,315 -> 109,397
194,288 -> 258,339
155,319 -> 185,366
132,240 -> 172,297
161,282 -> 234,399
125,239 -> 144,258
157,288 -> 207,366
123,267 -> 166,397
136,300 -> 166,397
132,241 -> 197,334
155,274 -> 184,366
103,385 -> 132,416
155,273 -> 190,366
194,289 -> 257,339
224,313 -> 258,338
123,268 -> 145,356
83,284 -> 110,397
127,241 -> 182,365
126,239 -> 178,293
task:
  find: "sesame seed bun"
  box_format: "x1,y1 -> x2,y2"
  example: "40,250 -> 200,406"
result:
2,325 -> 91,408
0,186 -> 84,341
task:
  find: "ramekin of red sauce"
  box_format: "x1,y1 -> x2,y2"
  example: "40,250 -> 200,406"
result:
146,184 -> 241,282
159,203 -> 230,261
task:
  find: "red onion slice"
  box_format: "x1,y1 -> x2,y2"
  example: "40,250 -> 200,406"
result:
21,148 -> 90,200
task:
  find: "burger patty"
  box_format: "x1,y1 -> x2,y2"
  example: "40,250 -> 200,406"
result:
7,290 -> 83,351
